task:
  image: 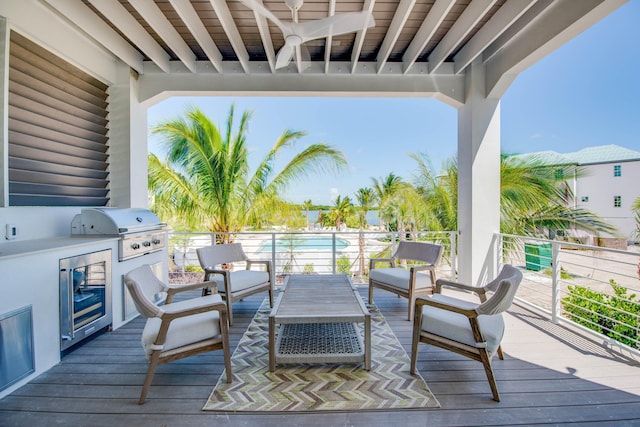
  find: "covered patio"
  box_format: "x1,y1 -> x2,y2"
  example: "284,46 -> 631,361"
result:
0,0 -> 629,285
0,0 -> 637,423
1,290 -> 639,425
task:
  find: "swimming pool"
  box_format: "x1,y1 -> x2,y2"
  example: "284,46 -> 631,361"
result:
259,236 -> 350,252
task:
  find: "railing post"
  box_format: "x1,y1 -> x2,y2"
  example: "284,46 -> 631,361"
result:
551,240 -> 561,323
450,231 -> 457,280
271,233 -> 277,279
332,232 -> 337,274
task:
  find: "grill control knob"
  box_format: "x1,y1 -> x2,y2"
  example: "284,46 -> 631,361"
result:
152,238 -> 161,245
131,242 -> 140,250
142,241 -> 152,247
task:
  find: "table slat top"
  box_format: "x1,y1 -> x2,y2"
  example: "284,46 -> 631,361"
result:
271,274 -> 368,320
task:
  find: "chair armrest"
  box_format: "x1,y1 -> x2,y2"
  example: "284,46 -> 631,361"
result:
369,257 -> 395,270
410,264 -> 435,273
435,278 -> 488,301
165,279 -> 219,303
415,296 -> 477,318
161,296 -> 227,319
246,259 -> 272,272
167,280 -> 217,295
203,268 -> 229,281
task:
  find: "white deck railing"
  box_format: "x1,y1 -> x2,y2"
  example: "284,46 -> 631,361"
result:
499,233 -> 640,357
165,229 -> 639,357
167,230 -> 457,285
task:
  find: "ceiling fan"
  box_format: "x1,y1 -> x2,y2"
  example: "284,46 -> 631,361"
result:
240,0 -> 375,69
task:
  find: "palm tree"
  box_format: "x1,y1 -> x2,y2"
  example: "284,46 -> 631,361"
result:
410,153 -> 457,231
372,172 -> 406,231
498,155 -> 616,237
302,199 -> 313,230
148,105 -> 347,240
354,187 -> 374,277
410,152 -> 616,238
329,195 -> 354,230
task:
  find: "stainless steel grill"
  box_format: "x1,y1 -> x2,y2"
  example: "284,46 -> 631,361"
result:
71,208 -> 166,261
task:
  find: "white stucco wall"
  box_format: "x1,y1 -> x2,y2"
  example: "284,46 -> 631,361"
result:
1,0 -> 149,238
576,160 -> 640,240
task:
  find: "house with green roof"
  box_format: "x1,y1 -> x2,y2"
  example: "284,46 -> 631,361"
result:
514,144 -> 640,243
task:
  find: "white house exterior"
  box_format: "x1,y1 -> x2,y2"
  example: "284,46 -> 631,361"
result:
572,145 -> 640,242
515,144 -> 640,242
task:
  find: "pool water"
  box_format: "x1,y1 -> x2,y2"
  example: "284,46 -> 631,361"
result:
259,236 -> 350,252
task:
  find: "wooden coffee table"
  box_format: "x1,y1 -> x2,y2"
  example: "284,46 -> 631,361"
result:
269,274 -> 371,372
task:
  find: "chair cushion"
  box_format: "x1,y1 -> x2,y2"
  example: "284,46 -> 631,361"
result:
211,270 -> 270,294
141,294 -> 223,357
420,294 -> 504,355
370,268 -> 432,291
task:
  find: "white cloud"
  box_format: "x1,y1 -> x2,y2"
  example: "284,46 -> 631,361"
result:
330,188 -> 339,201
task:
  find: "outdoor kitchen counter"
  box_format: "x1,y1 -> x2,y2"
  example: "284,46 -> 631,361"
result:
0,236 -> 120,399
0,236 -> 118,260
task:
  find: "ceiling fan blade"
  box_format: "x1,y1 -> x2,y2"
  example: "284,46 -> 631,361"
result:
276,43 -> 295,69
297,11 -> 375,41
238,0 -> 289,34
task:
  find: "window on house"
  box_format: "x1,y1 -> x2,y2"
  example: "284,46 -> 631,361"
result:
581,196 -> 589,202
614,196 -> 622,208
614,165 -> 621,177
555,169 -> 564,180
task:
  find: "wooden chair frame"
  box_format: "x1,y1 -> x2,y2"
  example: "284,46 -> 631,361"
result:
197,243 -> 273,325
409,265 -> 522,402
125,266 -> 232,404
368,241 -> 444,320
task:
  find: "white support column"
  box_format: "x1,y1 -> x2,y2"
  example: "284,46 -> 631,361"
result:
0,17 -> 8,207
457,59 -> 501,286
108,64 -> 149,208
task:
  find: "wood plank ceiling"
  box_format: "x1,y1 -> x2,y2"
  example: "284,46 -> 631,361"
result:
40,0 -> 550,76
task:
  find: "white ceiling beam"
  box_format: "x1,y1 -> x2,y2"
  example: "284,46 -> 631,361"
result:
402,0 -> 456,74
42,0 -> 144,74
138,64 -> 466,107
87,0 -> 171,73
168,0 -> 223,73
128,0 -> 197,73
324,0 -> 336,74
350,0 -> 376,74
209,0 -> 250,74
428,0 -> 497,74
485,0 -> 626,98
482,0 -> 555,64
245,0 -> 276,73
376,0 -> 416,74
453,0 -> 537,74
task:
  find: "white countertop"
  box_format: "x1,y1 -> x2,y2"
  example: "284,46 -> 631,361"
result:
0,236 -> 119,260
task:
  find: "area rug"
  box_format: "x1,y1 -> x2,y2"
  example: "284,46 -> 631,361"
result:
203,299 -> 440,413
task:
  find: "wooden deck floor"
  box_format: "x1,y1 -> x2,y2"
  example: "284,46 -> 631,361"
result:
2,287 -> 640,426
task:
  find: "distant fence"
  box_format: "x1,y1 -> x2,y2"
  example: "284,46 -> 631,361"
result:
167,230 -> 457,285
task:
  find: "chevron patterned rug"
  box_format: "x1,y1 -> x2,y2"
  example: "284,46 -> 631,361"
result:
203,299 -> 440,412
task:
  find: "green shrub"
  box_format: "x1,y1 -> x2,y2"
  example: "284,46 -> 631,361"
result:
337,255 -> 351,274
184,264 -> 203,273
303,263 -> 314,274
543,266 -> 573,280
561,280 -> 640,349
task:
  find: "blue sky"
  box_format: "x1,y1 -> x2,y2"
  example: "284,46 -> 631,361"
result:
148,1 -> 639,205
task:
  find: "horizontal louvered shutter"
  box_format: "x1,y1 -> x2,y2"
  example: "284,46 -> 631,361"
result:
8,31 -> 110,206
